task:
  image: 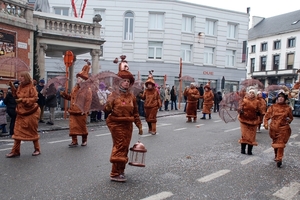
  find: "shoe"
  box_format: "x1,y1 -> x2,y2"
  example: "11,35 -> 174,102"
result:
6,152 -> 20,158
39,120 -> 45,123
68,143 -> 78,148
32,150 -> 41,156
81,142 -> 87,146
150,132 -> 156,135
277,161 -> 282,168
186,120 -> 192,123
110,174 -> 127,182
200,117 -> 206,120
193,120 -> 197,123
46,122 -> 54,125
257,130 -> 261,133
175,109 -> 178,110
0,132 -> 9,137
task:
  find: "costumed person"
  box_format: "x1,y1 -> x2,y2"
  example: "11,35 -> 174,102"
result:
237,88 -> 263,155
45,83 -> 57,125
0,90 -> 8,136
264,92 -> 293,168
104,55 -> 143,182
60,61 -> 92,147
184,82 -> 200,122
200,82 -> 214,120
6,72 -> 41,158
256,91 -> 267,133
141,70 -> 161,135
4,81 -> 18,137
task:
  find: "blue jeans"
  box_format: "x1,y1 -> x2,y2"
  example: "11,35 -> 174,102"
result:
171,100 -> 177,110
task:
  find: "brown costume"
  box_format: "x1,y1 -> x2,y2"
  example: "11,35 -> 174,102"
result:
105,55 -> 143,182
238,90 -> 263,155
6,72 -> 41,157
264,93 -> 293,167
141,71 -> 161,134
61,62 -> 92,146
184,83 -> 200,122
200,82 -> 214,119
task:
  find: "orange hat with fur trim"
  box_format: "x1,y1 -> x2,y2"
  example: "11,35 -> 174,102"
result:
114,55 -> 135,85
204,81 -> 211,89
145,70 -> 155,86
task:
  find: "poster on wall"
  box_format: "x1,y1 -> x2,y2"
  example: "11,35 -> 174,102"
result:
0,30 -> 16,77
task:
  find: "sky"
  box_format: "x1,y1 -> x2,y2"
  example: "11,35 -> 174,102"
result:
181,0 -> 299,20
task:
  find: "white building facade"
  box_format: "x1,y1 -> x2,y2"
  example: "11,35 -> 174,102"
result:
247,10 -> 300,87
40,0 -> 249,92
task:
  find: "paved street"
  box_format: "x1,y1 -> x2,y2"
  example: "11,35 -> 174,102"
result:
0,108 -> 300,200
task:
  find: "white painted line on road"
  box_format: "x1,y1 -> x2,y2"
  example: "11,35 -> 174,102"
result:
197,169 -> 230,183
174,128 -> 187,131
0,148 -> 13,151
263,147 -> 274,153
140,191 -> 174,200
290,134 -> 298,139
95,133 -> 111,137
0,139 -> 14,142
273,182 -> 300,200
214,120 -> 222,122
241,156 -> 258,165
48,139 -> 71,144
224,127 -> 240,132
141,133 -> 160,138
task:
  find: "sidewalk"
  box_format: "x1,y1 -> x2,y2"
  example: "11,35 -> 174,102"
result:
37,107 -> 186,132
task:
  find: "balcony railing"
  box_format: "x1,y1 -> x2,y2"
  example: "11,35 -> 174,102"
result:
0,0 -> 33,23
33,11 -> 101,39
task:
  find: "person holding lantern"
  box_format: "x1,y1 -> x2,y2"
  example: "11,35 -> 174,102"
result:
104,55 -> 143,182
264,92 -> 293,168
140,70 -> 161,135
60,60 -> 92,147
184,82 -> 200,122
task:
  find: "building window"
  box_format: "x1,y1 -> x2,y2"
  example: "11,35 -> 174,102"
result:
226,50 -> 235,67
149,13 -> 164,30
205,19 -> 216,36
250,58 -> 255,73
286,53 -> 294,69
124,11 -> 134,41
261,42 -> 267,51
182,15 -> 194,33
227,23 -> 236,39
148,41 -> 163,60
204,47 -> 214,65
181,44 -> 192,62
251,45 -> 256,53
287,38 -> 296,48
273,40 -> 281,50
94,9 -> 105,27
260,56 -> 266,71
100,45 -> 103,57
273,55 -> 280,70
54,7 -> 69,16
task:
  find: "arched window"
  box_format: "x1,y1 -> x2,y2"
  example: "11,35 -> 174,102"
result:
124,11 -> 134,41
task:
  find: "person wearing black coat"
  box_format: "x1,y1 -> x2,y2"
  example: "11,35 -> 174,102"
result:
170,85 -> 178,110
198,84 -> 204,110
45,83 -> 57,125
213,90 -> 222,112
4,82 -> 19,137
36,79 -> 46,123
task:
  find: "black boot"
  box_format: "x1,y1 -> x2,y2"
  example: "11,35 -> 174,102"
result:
247,145 -> 253,155
241,143 -> 246,154
209,114 -> 211,119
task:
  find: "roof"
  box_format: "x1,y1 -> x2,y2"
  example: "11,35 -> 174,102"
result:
248,9 -> 300,40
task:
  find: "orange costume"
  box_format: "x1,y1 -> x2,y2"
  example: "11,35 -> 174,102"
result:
6,72 -> 41,158
184,83 -> 200,122
105,55 -> 143,182
61,62 -> 92,147
264,92 -> 293,167
141,71 -> 161,134
238,89 -> 264,155
200,82 -> 214,119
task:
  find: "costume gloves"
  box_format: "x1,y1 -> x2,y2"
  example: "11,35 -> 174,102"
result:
264,124 -> 268,130
138,125 -> 143,135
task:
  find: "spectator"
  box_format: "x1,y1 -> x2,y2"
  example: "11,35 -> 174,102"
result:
45,83 -> 57,125
213,90 -> 222,112
0,90 -> 8,136
170,85 -> 178,110
198,84 -> 204,110
159,85 -> 165,111
164,85 -> 170,111
4,81 -> 18,137
36,79 -> 46,123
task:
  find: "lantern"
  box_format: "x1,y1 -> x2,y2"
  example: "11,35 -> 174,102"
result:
128,141 -> 147,167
